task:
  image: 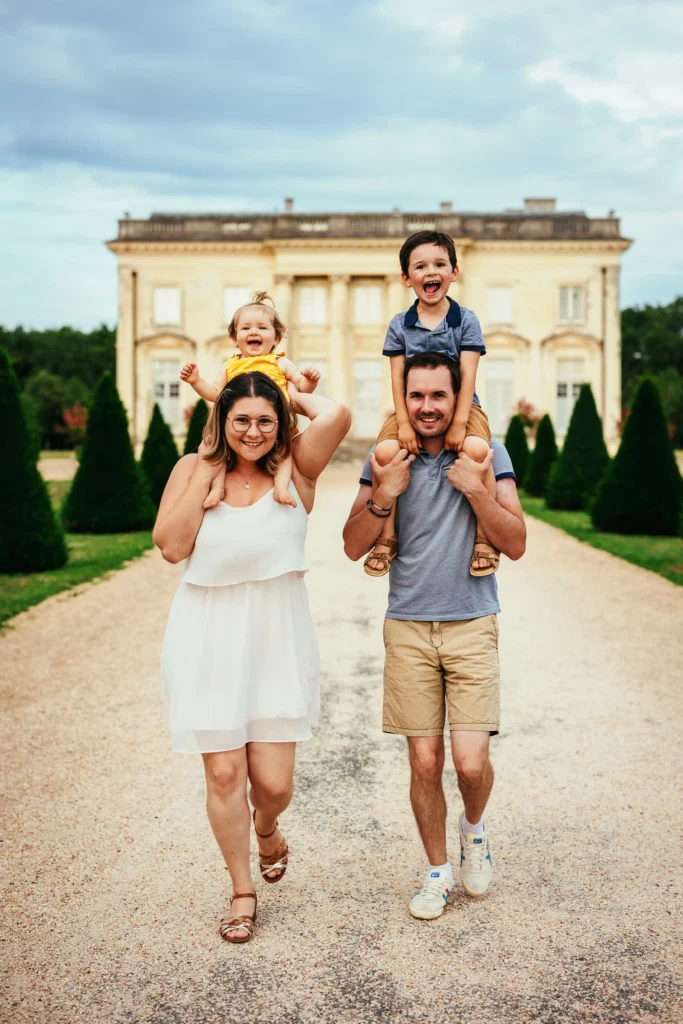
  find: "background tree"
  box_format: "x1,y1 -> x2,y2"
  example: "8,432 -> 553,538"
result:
592,378 -> 682,535
184,398 -> 209,455
140,404 -> 179,507
546,384 -> 609,510
524,414 -> 557,496
621,297 -> 683,446
62,372 -> 155,533
504,414 -> 529,483
0,347 -> 67,571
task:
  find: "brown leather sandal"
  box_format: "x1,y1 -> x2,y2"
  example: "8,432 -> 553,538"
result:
363,535 -> 398,577
470,535 -> 500,577
253,809 -> 289,884
219,892 -> 257,943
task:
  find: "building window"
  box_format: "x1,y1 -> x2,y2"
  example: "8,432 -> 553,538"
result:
298,286 -> 327,325
486,359 -> 515,436
352,359 -> 384,439
556,358 -> 585,434
353,286 -> 382,325
153,287 -> 181,326
224,287 -> 251,324
486,287 -> 513,325
559,286 -> 585,323
152,359 -> 182,432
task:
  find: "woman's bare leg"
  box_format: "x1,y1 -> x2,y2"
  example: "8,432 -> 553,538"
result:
462,435 -> 497,571
202,749 -> 254,937
365,439 -> 401,572
248,741 -> 296,880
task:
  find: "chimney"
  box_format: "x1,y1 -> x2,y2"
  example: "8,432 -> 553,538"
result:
284,197 -> 294,213
524,198 -> 556,213
440,201 -> 453,214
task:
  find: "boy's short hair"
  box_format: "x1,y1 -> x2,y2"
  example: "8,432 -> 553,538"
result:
399,231 -> 458,275
404,351 -> 461,395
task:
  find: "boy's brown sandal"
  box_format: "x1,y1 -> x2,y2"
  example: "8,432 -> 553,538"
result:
219,892 -> 257,943
470,535 -> 500,577
253,809 -> 289,884
363,535 -> 398,577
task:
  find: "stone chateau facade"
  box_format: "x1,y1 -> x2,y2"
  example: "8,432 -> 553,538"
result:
106,198 -> 631,445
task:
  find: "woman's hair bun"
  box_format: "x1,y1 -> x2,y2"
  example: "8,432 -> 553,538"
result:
252,291 -> 275,307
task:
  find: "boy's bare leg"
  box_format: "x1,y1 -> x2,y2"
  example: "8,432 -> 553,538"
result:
273,452 -> 297,507
365,439 -> 400,572
461,435 -> 497,571
203,464 -> 227,508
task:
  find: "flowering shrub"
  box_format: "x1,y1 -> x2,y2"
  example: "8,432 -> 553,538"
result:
61,403 -> 88,445
515,397 -> 541,432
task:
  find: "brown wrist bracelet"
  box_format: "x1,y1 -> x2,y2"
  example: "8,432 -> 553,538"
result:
366,499 -> 391,518
368,497 -> 393,513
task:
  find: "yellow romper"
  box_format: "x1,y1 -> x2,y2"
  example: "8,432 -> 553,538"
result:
224,352 -> 290,402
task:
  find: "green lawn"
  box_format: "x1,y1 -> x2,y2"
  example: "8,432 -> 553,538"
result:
0,479 -> 154,628
520,494 -> 683,587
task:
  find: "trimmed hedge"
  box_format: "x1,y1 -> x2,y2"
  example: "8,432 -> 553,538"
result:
504,414 -> 530,483
184,399 -> 209,455
0,347 -> 68,571
62,372 -> 156,533
546,384 -> 609,510
524,414 -> 557,496
140,404 -> 179,507
592,377 -> 682,535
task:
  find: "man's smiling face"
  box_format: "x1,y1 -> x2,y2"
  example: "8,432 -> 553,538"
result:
402,242 -> 458,307
405,365 -> 457,438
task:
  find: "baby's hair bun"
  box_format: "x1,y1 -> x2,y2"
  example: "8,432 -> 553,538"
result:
252,291 -> 275,307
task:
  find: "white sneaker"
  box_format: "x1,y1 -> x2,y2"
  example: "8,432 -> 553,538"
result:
409,868 -> 453,920
459,814 -> 493,896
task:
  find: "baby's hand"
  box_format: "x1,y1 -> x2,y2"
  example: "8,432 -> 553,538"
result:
445,421 -> 467,452
180,362 -> 200,386
397,422 -> 420,456
298,367 -> 320,394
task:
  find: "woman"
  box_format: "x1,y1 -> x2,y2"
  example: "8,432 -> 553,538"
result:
154,372 -> 351,943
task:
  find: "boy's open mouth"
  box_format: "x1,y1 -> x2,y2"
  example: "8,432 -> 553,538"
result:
423,281 -> 441,296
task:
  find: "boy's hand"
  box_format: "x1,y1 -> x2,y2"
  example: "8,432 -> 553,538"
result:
397,422 -> 420,455
444,420 -> 467,453
180,362 -> 199,386
298,367 -> 320,393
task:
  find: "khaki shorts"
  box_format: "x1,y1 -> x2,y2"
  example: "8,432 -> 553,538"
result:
377,406 -> 491,445
383,617 -> 500,736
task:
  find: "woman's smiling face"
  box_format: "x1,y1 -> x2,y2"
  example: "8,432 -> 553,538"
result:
225,395 -> 280,462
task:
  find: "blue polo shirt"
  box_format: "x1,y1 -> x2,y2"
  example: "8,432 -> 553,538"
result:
383,298 -> 486,406
360,438 -> 515,622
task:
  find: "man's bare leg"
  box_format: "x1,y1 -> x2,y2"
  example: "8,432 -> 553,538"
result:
408,736 -> 447,864
451,730 -> 494,896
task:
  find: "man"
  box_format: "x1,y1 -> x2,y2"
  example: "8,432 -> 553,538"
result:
343,351 -> 526,919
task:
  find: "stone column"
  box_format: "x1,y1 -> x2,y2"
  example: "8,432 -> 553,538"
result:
383,275 -> 405,411
116,264 -> 136,439
274,274 -> 294,353
603,264 -> 621,445
328,275 -> 350,405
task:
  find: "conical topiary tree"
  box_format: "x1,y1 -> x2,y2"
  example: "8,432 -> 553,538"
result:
524,414 -> 558,496
546,384 -> 609,510
140,404 -> 179,507
0,347 -> 68,571
62,372 -> 156,533
592,378 -> 682,535
504,414 -> 530,484
184,399 -> 209,455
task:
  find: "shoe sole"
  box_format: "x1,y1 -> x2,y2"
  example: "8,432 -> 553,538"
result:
460,879 -> 491,898
409,905 -> 446,920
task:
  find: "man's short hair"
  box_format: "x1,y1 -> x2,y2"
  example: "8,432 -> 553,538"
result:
404,351 -> 461,395
399,230 -> 458,275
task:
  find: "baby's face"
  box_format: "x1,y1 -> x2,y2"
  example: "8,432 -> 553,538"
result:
234,306 -> 278,358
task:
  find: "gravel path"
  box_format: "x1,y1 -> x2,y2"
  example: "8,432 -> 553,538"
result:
2,468 -> 681,1024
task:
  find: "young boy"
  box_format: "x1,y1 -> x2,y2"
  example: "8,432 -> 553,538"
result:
364,230 -> 498,578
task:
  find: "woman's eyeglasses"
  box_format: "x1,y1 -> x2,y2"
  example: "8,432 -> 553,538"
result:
228,415 -> 278,435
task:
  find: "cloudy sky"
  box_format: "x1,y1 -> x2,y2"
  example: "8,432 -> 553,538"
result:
1,0 -> 682,328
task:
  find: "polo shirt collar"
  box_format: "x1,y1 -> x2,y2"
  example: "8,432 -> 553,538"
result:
404,297 -> 462,329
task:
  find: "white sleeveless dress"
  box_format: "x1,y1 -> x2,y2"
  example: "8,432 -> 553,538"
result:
161,485 -> 320,754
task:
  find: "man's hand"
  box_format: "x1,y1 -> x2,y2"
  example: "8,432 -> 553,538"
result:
446,449 -> 493,495
444,420 -> 467,453
397,422 -> 420,455
370,448 -> 415,502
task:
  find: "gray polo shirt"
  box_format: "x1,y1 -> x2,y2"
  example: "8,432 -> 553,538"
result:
382,298 -> 486,406
360,437 -> 515,622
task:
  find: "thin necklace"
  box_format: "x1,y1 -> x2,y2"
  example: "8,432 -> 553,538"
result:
234,464 -> 259,490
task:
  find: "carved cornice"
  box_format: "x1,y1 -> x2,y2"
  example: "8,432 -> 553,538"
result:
107,241 -> 265,255
136,330 -> 196,348
541,329 -> 603,350
484,329 -> 532,348
471,239 -> 632,254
